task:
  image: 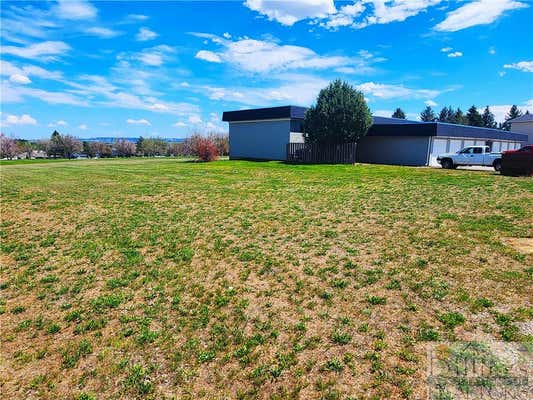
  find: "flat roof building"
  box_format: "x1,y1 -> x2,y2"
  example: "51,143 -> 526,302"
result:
223,105 -> 528,166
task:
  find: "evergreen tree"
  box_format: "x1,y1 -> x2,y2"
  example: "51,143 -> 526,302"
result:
137,136 -> 145,156
420,106 -> 436,122
451,108 -> 467,125
502,105 -> 523,130
438,106 -> 454,123
481,106 -> 496,128
47,130 -> 64,158
466,105 -> 483,127
304,79 -> 372,144
392,108 -> 406,119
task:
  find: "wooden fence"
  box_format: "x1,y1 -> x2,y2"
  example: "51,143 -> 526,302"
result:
286,142 -> 357,164
501,153 -> 533,176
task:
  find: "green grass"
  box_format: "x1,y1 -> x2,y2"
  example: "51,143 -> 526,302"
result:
0,158 -> 532,399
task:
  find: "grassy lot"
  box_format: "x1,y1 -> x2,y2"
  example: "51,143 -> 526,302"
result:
1,158 -> 532,400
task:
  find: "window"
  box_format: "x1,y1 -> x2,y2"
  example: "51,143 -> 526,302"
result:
473,147 -> 483,154
460,147 -> 473,154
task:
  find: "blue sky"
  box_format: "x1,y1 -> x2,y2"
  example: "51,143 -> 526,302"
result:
1,0 -> 532,140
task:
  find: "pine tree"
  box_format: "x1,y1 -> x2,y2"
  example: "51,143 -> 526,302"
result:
481,106 -> 496,128
392,108 -> 406,119
466,105 -> 483,127
502,105 -> 523,130
438,106 -> 454,123
137,136 -> 145,156
451,108 -> 467,125
420,106 -> 436,122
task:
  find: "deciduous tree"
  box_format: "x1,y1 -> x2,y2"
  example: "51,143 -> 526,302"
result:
115,139 -> 136,157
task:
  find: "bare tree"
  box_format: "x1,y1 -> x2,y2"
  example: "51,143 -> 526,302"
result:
208,133 -> 229,156
62,135 -> 83,159
89,141 -> 112,158
0,133 -> 20,159
115,139 -> 136,157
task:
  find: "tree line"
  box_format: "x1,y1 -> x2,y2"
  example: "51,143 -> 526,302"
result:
391,104 -> 527,130
0,130 -> 229,161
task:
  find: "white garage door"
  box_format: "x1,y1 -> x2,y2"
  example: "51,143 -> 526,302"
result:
429,138 -> 448,166
492,141 -> 501,152
449,139 -> 463,154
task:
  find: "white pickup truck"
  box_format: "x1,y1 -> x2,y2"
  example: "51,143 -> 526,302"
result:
437,145 -> 502,171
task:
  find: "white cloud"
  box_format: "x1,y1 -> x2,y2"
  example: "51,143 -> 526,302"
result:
192,34 -> 376,74
78,124 -> 88,130
173,121 -> 187,127
356,0 -> 443,27
130,45 -> 175,66
487,101 -> 533,122
1,41 -> 70,61
55,0 -> 97,20
356,82 -> 441,100
4,114 -> 37,125
244,0 -> 336,26
503,61 -> 533,73
48,120 -> 68,127
9,74 -> 31,85
434,0 -> 528,32
85,27 -> 121,38
195,50 -> 222,63
136,27 -> 158,41
319,2 -> 365,29
222,32 -> 232,39
188,115 -> 203,124
127,118 -> 151,125
447,51 -> 463,58
489,47 -> 496,55
1,81 -> 88,105
441,47 -> 453,53
425,99 -> 438,107
1,60 -> 63,80
125,14 -> 149,22
189,73 -> 329,107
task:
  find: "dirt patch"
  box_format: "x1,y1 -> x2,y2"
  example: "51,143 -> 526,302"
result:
502,237 -> 533,254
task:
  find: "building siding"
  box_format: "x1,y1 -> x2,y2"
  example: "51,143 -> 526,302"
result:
510,121 -> 533,144
356,135 -> 431,166
229,120 -> 291,161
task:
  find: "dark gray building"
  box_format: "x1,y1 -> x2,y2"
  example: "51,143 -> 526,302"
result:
222,106 -> 528,166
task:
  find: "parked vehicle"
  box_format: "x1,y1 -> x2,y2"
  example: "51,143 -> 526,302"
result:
437,145 -> 502,171
503,145 -> 533,154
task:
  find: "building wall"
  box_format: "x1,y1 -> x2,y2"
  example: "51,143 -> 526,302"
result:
356,135 -> 431,166
510,121 -> 533,144
229,120 -> 291,161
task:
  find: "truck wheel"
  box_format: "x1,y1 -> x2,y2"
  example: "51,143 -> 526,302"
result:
441,158 -> 453,169
493,159 -> 502,172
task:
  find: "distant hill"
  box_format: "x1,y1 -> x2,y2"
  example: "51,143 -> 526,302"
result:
81,137 -> 184,143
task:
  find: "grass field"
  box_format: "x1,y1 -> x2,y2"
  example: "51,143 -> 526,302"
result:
1,158 -> 532,400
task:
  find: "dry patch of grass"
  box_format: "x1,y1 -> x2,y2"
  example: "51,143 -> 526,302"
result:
0,158 -> 532,399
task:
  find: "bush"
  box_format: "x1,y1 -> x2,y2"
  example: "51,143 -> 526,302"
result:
304,79 -> 372,144
194,137 -> 219,162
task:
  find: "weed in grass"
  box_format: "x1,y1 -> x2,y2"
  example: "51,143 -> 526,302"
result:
123,364 -> 153,396
438,312 -> 466,330
418,324 -> 440,341
367,295 -> 387,305
331,330 -> 352,345
323,358 -> 344,372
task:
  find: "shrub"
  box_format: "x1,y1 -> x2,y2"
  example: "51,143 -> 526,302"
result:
303,79 -> 372,145
194,137 -> 219,162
